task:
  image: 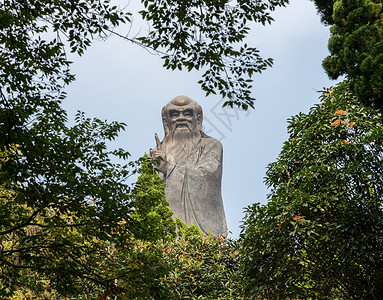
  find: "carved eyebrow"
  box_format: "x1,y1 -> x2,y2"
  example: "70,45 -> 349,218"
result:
183,109 -> 193,115
169,109 -> 180,116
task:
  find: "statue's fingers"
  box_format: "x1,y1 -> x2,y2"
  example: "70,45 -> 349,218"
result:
155,133 -> 161,149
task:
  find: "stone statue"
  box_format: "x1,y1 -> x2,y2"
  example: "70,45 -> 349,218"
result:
150,96 -> 227,237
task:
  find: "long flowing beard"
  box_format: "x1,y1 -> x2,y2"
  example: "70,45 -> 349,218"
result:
164,129 -> 201,164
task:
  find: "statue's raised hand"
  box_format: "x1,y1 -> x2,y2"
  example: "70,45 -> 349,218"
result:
150,133 -> 167,174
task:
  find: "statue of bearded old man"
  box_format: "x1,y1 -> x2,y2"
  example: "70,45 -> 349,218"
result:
150,96 -> 227,237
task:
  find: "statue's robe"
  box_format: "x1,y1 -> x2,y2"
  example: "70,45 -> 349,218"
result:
162,137 -> 227,237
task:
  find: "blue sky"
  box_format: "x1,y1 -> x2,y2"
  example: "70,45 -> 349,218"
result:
63,0 -> 337,238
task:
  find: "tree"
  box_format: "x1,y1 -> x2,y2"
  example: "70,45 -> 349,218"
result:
0,112 -> 135,297
311,0 -> 383,108
77,156 -> 176,299
112,221 -> 242,299
2,154 -> 175,299
154,221 -> 241,300
128,154 -> 176,242
240,81 -> 383,299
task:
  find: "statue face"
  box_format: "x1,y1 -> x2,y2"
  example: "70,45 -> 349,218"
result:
166,102 -> 199,133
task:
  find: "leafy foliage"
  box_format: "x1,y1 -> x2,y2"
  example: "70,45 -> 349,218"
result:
322,0 -> 383,108
84,159 -> 176,300
0,111 -> 136,297
136,0 -> 289,109
156,229 -> 241,299
310,0 -> 336,25
2,153 -> 175,299
112,223 -> 242,300
240,81 -> 383,299
128,154 -> 176,242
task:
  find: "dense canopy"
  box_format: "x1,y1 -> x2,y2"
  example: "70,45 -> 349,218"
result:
240,81 -> 383,299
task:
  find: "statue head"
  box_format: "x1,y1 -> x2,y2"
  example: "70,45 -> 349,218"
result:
160,96 -> 207,163
161,95 -> 203,136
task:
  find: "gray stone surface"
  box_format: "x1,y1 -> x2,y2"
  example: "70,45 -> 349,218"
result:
150,96 -> 227,237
